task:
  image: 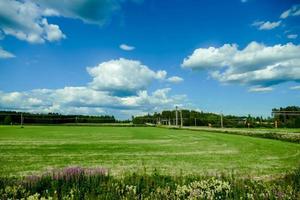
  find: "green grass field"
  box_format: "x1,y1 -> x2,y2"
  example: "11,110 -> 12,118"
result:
0,125 -> 299,177
184,126 -> 300,133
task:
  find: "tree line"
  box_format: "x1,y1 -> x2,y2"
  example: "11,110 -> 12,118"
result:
272,106 -> 300,128
0,111 -> 116,125
1,106 -> 299,127
132,110 -> 271,128
133,106 -> 300,128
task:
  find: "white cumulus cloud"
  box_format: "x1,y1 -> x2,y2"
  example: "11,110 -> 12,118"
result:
0,47 -> 15,59
0,87 -> 183,118
167,76 -> 184,83
36,0 -> 121,25
0,0 -> 140,44
182,41 -> 300,89
0,57 -> 186,118
0,0 -> 65,44
41,19 -> 66,42
87,58 -> 167,95
120,44 -> 135,51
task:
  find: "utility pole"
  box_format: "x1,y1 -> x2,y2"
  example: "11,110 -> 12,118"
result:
260,116 -> 262,125
175,106 -> 178,127
220,113 -> 223,128
194,118 -> 197,126
21,113 -> 24,128
180,110 -> 183,127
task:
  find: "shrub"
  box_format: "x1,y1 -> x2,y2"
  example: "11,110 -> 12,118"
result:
0,166 -> 299,199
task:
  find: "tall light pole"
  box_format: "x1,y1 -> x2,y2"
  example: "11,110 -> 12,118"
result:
175,106 -> 178,127
21,113 -> 24,128
180,110 -> 183,127
220,113 -> 223,128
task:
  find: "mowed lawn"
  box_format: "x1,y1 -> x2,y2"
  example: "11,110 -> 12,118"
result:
0,126 -> 299,176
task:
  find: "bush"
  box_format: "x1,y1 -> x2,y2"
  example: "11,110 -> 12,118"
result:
0,166 -> 299,199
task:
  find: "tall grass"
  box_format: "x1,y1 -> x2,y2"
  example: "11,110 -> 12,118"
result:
0,166 -> 299,199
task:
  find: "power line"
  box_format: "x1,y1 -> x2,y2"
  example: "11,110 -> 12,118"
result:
272,111 -> 300,116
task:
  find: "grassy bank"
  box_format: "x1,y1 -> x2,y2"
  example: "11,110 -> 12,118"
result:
0,166 -> 299,199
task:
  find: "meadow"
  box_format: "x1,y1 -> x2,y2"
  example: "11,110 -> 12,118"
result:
0,125 -> 299,177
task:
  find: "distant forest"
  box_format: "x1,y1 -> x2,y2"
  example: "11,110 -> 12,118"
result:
272,106 -> 300,128
1,106 -> 300,128
0,111 -> 116,124
133,110 -> 267,128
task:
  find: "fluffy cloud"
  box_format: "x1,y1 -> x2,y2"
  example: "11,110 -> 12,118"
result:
0,87 -> 183,117
252,21 -> 281,30
120,44 -> 135,51
182,41 -> 300,89
280,4 -> 300,19
0,0 -> 138,44
120,88 -> 184,110
41,19 -> 66,42
0,47 -> 15,59
87,58 -> 167,95
167,76 -> 184,83
0,58 -> 185,118
36,0 -> 121,25
0,0 -> 65,43
182,44 -> 237,70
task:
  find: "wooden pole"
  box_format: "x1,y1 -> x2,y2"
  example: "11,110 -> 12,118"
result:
175,106 -> 178,127
220,113 -> 223,128
21,113 -> 24,128
180,110 -> 183,127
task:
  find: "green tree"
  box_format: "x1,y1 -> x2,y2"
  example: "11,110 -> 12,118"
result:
3,116 -> 12,125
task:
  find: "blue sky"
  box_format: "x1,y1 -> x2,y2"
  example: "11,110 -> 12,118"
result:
0,0 -> 300,119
